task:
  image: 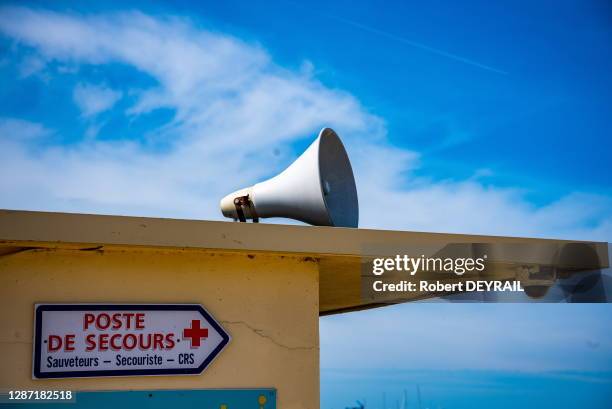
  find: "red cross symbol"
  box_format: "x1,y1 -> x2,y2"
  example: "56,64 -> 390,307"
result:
183,320 -> 208,348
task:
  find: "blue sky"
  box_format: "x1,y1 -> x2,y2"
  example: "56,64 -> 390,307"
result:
1,0 -> 611,239
321,302 -> 612,408
1,1 -> 611,408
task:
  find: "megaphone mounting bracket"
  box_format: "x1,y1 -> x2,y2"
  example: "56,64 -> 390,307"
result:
233,195 -> 259,223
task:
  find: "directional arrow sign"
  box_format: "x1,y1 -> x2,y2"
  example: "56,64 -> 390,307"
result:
33,304 -> 231,379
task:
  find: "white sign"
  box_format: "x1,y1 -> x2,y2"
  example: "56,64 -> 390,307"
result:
33,304 -> 230,379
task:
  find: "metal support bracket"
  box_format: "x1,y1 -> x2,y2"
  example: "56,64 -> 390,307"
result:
233,195 -> 259,223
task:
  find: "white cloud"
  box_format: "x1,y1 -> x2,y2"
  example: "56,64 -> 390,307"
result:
18,54 -> 46,78
73,83 -> 122,117
0,6 -> 378,219
0,6 -> 610,242
0,117 -> 50,140
356,151 -> 612,240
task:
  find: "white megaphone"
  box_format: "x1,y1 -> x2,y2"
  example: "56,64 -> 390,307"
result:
220,128 -> 358,227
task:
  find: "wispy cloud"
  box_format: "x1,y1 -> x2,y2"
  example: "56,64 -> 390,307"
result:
287,2 -> 508,75
0,6 -> 377,217
73,83 -> 122,117
330,14 -> 508,75
0,117 -> 50,140
351,142 -> 612,240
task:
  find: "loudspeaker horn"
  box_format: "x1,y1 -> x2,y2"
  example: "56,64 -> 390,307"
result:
220,128 -> 358,227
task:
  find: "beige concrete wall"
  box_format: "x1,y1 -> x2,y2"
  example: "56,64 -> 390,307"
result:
0,247 -> 320,409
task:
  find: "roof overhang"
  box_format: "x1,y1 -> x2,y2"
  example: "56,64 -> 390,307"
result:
1,210 -> 609,314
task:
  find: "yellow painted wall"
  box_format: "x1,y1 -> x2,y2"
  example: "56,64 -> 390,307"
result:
0,247 -> 320,409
